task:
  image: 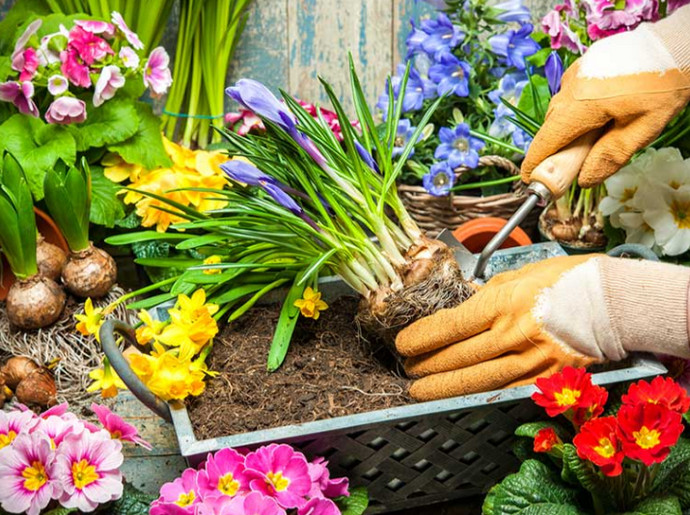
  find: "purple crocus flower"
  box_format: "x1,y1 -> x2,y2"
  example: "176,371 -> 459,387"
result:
423,162 -> 455,197
434,123 -> 484,169
545,51 -> 564,96
0,81 -> 39,117
377,64 -> 436,115
489,24 -> 540,71
392,119 -> 418,158
429,52 -> 471,97
355,141 -> 380,172
420,14 -> 465,58
493,0 -> 532,22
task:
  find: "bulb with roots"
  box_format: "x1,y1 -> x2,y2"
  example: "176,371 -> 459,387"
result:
6,275 -> 66,330
61,243 -> 117,298
36,236 -> 67,280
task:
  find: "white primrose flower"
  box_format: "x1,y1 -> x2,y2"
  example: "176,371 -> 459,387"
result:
639,184 -> 690,256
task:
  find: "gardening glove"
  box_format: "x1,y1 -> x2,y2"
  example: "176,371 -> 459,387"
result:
395,255 -> 690,401
522,6 -> 690,188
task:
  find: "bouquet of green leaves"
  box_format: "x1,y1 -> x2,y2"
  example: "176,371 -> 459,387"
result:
107,59 -> 474,369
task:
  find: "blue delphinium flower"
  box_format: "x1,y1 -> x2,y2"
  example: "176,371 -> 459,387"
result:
545,51 -> 564,96
429,52 -> 471,97
376,64 -> 436,115
423,161 -> 455,197
420,14 -> 465,58
493,0 -> 532,23
488,24 -> 540,71
406,21 -> 429,58
434,123 -> 485,168
392,119 -> 418,158
487,72 -> 533,152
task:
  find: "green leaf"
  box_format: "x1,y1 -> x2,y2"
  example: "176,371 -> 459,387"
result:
482,460 -> 585,515
561,443 -> 610,500
267,275 -> 305,371
108,102 -> 172,170
69,98 -> 138,152
131,240 -> 171,260
652,441 -> 690,509
43,507 -> 78,515
336,487 -> 369,515
0,115 -> 76,199
114,210 -> 143,229
620,495 -> 682,515
90,166 -> 125,227
108,482 -> 156,515
516,421 -> 570,440
517,75 -> 551,125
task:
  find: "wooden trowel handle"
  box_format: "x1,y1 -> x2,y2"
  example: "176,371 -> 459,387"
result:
529,130 -> 601,199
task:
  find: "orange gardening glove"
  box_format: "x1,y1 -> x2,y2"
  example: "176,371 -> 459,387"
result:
522,6 -> 690,188
395,255 -> 690,402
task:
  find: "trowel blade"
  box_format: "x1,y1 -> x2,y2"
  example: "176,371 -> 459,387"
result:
436,229 -> 478,280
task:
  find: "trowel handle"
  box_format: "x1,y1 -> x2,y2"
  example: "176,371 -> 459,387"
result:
529,130 -> 601,199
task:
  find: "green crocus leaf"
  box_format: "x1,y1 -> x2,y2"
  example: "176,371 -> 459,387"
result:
619,495 -> 682,515
90,166 -> 125,227
108,103 -> 172,170
69,98 -> 139,152
0,114 -> 77,199
336,487 -> 369,515
267,274 -> 305,371
482,459 -> 585,515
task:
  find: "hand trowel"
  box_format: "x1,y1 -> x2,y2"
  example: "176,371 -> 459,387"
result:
440,131 -> 600,282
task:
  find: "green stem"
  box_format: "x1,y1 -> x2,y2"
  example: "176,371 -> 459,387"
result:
450,175 -> 520,192
119,276 -> 178,309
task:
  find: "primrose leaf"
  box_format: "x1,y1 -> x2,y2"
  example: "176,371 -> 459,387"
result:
0,114 -> 77,199
90,166 -> 125,227
515,421 -> 570,440
336,487 -> 369,515
108,482 -> 156,515
560,443 -> 610,502
652,439 -> 690,509
482,460 -> 585,515
108,102 -> 172,170
619,495 -> 682,515
69,98 -> 139,152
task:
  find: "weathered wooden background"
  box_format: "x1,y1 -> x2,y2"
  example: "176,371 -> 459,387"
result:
0,0 -> 551,110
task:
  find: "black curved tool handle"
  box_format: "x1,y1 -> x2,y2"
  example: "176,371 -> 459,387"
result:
99,319 -> 172,422
606,243 -> 660,262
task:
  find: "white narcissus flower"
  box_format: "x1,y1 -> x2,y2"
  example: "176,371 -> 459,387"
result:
639,185 -> 690,256
618,211 -> 657,248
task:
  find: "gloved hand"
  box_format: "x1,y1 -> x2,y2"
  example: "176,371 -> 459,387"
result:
522,6 -> 690,188
395,255 -> 690,401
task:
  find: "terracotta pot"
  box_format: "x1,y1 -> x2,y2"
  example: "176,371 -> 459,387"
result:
452,216 -> 532,254
0,208 -> 69,301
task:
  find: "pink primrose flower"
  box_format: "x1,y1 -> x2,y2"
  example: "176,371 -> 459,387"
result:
225,109 -> 265,135
90,403 -> 152,449
153,468 -> 202,514
143,46 -> 173,96
198,448 -> 249,500
0,80 -> 39,117
307,457 -> 349,499
111,11 -> 144,50
119,46 -> 140,69
93,65 -> 125,106
75,19 -> 116,37
67,25 -> 114,65
45,97 -> 87,124
220,491 -> 286,515
245,444 -> 311,509
298,497 -> 341,515
0,409 -> 36,449
60,48 -> 91,88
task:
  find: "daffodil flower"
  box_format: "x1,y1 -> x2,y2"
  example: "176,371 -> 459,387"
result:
202,255 -> 223,275
294,287 -> 328,320
74,298 -> 105,342
87,358 -> 126,398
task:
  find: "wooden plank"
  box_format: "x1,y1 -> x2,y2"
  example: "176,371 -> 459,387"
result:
393,0 -> 435,67
287,0 -> 393,111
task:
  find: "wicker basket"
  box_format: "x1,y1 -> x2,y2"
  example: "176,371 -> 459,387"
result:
399,155 -> 539,238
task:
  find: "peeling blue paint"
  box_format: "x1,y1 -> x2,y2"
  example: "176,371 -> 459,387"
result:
298,0 -> 317,67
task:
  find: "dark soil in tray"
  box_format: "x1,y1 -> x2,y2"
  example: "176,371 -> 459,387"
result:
189,296 -> 412,439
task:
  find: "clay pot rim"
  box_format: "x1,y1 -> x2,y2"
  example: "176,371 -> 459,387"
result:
452,216 -> 532,250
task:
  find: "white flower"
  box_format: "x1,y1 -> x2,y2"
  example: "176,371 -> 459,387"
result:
618,211 -> 657,249
118,46 -> 139,69
93,65 -> 125,107
646,158 -> 690,192
640,185 -> 690,256
47,74 -> 68,96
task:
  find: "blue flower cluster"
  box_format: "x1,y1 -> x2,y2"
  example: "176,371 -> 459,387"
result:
487,72 -> 533,152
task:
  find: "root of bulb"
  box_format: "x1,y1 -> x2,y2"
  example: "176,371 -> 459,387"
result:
62,243 -> 117,298
357,237 -> 474,346
6,276 -> 66,330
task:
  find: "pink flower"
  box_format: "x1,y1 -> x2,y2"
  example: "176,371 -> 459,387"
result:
119,46 -> 140,69
68,25 -> 114,65
295,100 -> 359,141
245,444 -> 311,509
198,448 -> 249,500
54,430 -> 124,512
31,415 -> 84,449
143,46 -> 172,96
298,497 -> 340,515
225,109 -> 265,135
541,10 -> 587,53
60,48 -> 91,87
221,491 -> 286,515
112,11 -> 144,50
669,0 -> 690,12
90,403 -> 152,449
75,19 -> 115,37
583,0 -> 657,39
48,74 -> 69,95
307,458 -> 349,499
45,97 -> 87,124
14,47 -> 39,81
40,403 -> 70,419
11,19 -> 42,68
0,409 -> 36,449
0,432 -> 61,515
93,65 -> 125,106
0,80 -> 39,117
152,468 -> 201,514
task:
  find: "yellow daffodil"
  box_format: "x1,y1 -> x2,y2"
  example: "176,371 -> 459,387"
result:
163,137 -> 198,170
195,150 -> 227,177
160,314 -> 219,353
139,344 -> 207,401
74,298 -> 105,342
294,287 -> 329,320
102,153 -> 144,183
135,310 -> 167,345
87,358 -> 126,398
202,255 -> 222,275
176,289 -> 219,321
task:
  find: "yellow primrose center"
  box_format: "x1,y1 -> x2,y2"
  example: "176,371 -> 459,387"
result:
594,438 -> 616,458
266,471 -> 290,492
218,472 -> 240,496
22,461 -> 48,492
176,490 -> 196,507
72,459 -> 100,490
0,430 -> 17,449
554,388 -> 581,407
621,187 -> 637,203
203,255 -> 223,275
633,426 -> 661,449
670,198 -> 690,229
